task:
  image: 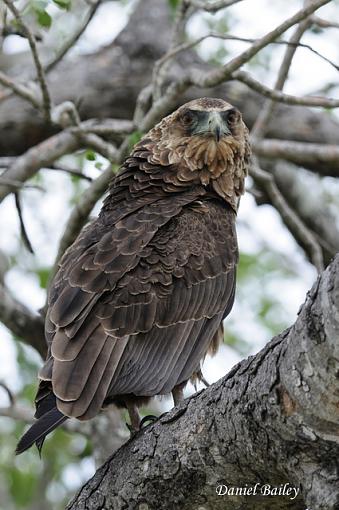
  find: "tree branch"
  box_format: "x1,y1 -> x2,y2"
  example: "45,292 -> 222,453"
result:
3,0 -> 51,121
264,161 -> 339,266
0,70 -> 41,109
44,0 -> 102,74
234,70 -> 339,109
188,0 -> 245,12
0,115 -> 134,203
66,254 -> 339,510
253,138 -> 339,177
250,164 -> 324,272
0,283 -> 46,357
187,0 -> 331,88
0,130 -> 80,202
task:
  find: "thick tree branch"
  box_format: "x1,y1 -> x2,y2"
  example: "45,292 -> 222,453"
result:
253,139 -> 339,177
66,255 -> 339,510
0,283 -> 46,357
0,118 -> 133,203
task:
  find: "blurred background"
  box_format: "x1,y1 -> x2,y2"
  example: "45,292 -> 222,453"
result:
0,0 -> 339,508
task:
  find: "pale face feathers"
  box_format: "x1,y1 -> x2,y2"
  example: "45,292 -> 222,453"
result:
136,97 -> 251,211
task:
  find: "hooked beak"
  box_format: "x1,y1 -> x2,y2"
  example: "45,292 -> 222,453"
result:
207,112 -> 229,142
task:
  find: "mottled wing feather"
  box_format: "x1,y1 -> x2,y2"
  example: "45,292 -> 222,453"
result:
41,165 -> 237,419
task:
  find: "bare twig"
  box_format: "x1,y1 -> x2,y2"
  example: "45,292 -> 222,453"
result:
3,0 -> 51,121
0,176 -> 44,191
250,164 -> 324,272
153,33 -> 339,94
188,0 -> 244,12
311,15 -> 339,29
142,0 -> 331,131
78,133 -> 118,161
251,14 -> 312,139
0,70 -> 41,109
0,405 -> 33,422
14,192 -> 34,254
45,0 -> 102,74
248,6 -> 324,273
267,161 -> 339,265
0,381 -> 14,406
189,0 -> 331,88
152,0 -> 192,100
47,166 -> 93,182
1,160 -> 91,183
80,119 -> 134,136
233,70 -> 339,108
0,404 -> 92,439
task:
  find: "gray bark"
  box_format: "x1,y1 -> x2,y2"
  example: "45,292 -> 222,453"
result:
1,0 -> 339,181
66,254 -> 339,510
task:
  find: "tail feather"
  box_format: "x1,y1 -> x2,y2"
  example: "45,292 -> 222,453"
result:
15,407 -> 67,455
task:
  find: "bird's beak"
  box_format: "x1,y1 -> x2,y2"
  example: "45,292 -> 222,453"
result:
207,112 -> 229,142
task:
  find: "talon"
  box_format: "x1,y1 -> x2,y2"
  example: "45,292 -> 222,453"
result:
125,421 -> 138,437
140,414 -> 158,428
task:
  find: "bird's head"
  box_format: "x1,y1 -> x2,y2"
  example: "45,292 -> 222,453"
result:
138,98 -> 251,210
172,98 -> 244,143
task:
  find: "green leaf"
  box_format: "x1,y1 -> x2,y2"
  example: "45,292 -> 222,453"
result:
35,8 -> 52,28
36,267 -> 50,289
168,0 -> 180,9
85,150 -> 96,161
8,468 -> 38,506
53,0 -> 72,10
128,130 -> 143,151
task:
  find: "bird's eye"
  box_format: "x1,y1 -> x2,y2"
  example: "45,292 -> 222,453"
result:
227,109 -> 239,125
181,110 -> 195,125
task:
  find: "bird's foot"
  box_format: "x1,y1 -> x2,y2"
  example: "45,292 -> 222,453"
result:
126,421 -> 139,437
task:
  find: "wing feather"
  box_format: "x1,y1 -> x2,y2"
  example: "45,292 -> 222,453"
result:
40,176 -> 237,420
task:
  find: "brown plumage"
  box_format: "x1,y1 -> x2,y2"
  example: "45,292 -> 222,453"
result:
16,97 -> 250,454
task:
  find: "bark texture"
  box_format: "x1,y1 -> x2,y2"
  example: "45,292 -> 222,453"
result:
66,254 -> 339,510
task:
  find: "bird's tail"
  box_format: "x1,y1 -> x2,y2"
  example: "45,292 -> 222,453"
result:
15,407 -> 67,455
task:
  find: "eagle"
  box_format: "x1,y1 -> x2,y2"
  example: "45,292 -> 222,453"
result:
16,97 -> 250,454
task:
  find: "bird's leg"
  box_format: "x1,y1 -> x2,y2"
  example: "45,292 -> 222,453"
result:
125,401 -> 141,434
172,384 -> 184,407
198,369 -> 210,388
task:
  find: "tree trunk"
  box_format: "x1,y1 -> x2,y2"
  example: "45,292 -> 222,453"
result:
66,254 -> 339,510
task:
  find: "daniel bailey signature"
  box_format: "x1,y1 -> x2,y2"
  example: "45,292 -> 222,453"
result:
216,483 -> 300,500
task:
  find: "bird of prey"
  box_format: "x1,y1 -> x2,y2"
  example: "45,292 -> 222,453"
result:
16,97 -> 250,454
